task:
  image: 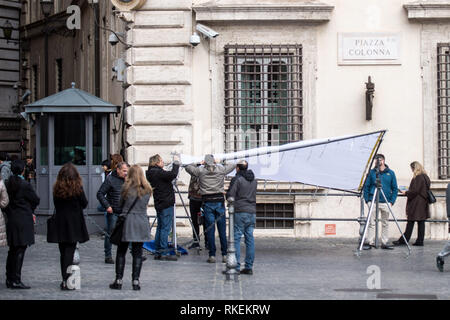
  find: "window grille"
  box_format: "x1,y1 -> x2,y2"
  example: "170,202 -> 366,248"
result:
224,44 -> 303,153
438,44 -> 450,179
256,203 -> 294,229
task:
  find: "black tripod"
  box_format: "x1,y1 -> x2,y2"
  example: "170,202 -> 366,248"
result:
357,158 -> 411,257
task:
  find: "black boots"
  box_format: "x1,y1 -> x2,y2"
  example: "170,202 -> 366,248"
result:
132,256 -> 142,291
109,278 -> 123,290
110,254 -> 125,290
6,248 -> 30,289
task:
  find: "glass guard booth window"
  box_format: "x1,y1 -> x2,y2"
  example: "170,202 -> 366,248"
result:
40,115 -> 48,165
54,114 -> 86,166
93,114 -> 102,165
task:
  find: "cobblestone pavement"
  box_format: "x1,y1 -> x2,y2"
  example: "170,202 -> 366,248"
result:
0,234 -> 449,300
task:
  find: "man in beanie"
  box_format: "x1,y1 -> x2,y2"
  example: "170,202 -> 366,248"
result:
186,155 -> 235,263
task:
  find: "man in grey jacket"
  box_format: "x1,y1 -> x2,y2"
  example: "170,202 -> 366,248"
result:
185,154 -> 235,263
226,160 -> 257,275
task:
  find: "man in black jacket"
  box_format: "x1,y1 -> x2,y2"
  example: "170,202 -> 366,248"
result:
97,161 -> 129,264
226,160 -> 257,275
146,154 -> 180,261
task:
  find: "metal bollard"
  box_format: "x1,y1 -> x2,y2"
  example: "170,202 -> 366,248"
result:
225,197 -> 238,281
358,196 -> 366,244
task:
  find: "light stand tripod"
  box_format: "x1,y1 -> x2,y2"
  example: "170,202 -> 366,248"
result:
357,158 -> 411,257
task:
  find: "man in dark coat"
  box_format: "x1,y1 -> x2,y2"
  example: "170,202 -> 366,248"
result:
436,183 -> 450,272
97,161 -> 129,264
226,160 -> 257,275
146,154 -> 180,261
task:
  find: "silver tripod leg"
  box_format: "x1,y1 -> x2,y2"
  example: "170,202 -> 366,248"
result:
358,188 -> 378,253
379,189 -> 411,257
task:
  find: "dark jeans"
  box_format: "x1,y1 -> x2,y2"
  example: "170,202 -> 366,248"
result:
155,206 -> 173,256
104,212 -> 118,258
401,220 -> 425,244
115,241 -> 143,280
234,212 -> 256,270
58,242 -> 77,281
203,201 -> 227,257
6,245 -> 27,283
189,199 -> 205,245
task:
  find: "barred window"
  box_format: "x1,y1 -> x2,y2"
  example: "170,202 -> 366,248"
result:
438,44 -> 450,179
224,45 -> 303,153
256,203 -> 294,229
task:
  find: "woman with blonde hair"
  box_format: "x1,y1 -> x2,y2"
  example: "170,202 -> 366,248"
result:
394,161 -> 430,246
109,165 -> 152,291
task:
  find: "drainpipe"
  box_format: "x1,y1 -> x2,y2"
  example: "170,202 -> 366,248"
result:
93,1 -> 100,97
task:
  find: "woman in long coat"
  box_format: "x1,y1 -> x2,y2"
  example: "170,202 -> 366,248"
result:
0,174 -> 9,247
53,162 -> 89,290
5,160 -> 40,289
109,165 -> 152,291
394,161 -> 430,246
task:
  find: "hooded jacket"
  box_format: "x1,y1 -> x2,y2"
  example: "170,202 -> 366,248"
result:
96,170 -> 125,214
226,169 -> 257,214
363,165 -> 398,205
185,158 -> 235,202
146,162 -> 180,212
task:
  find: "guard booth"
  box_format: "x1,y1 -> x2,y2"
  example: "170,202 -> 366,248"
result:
24,83 -> 120,232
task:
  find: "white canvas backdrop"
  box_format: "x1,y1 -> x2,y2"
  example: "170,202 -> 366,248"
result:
180,131 -> 385,192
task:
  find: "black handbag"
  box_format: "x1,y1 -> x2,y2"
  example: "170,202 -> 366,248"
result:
110,197 -> 138,246
46,211 -> 58,243
427,190 -> 437,204
422,175 -> 436,204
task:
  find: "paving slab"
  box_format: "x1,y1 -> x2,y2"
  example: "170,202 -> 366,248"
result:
0,234 -> 448,300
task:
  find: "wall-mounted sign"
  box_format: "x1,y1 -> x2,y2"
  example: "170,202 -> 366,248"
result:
325,224 -> 336,235
338,33 -> 401,65
110,0 -> 147,11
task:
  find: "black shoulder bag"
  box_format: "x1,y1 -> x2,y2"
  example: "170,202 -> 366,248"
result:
422,175 -> 436,204
110,197 -> 139,245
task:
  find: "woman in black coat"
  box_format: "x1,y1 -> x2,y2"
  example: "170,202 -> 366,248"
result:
5,160 -> 40,289
52,162 -> 89,290
394,161 -> 430,246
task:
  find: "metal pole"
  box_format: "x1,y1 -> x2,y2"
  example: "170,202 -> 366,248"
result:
358,188 -> 377,253
225,197 -> 238,281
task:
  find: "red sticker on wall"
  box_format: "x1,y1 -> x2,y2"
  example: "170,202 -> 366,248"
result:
325,224 -> 336,235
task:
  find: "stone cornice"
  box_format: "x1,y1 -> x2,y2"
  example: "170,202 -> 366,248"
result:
404,1 -> 450,21
193,2 -> 334,22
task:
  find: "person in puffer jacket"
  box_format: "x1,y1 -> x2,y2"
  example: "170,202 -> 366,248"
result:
97,161 -> 129,264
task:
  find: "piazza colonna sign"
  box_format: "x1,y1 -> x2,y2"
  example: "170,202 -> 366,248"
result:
110,0 -> 147,11
338,33 -> 401,65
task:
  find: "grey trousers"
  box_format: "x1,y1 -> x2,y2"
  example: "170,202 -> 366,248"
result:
438,241 -> 450,260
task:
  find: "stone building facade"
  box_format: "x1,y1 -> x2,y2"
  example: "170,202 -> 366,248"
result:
0,0 -> 22,158
114,0 -> 450,240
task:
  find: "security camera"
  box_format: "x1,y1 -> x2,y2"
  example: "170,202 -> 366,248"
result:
196,23 -> 219,39
109,33 -> 119,46
21,90 -> 31,101
189,33 -> 201,47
